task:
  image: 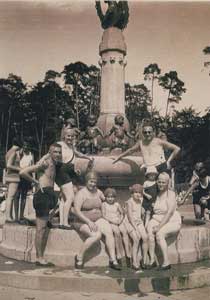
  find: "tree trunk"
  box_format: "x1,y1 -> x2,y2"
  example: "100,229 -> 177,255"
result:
6,105 -> 12,152
151,75 -> 154,115
165,81 -> 173,119
75,83 -> 80,129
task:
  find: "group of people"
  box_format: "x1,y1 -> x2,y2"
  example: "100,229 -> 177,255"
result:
4,119 -> 185,271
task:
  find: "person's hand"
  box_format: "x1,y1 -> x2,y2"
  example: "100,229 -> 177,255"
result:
166,160 -> 171,170
75,169 -> 81,176
32,181 -> 43,193
152,226 -> 160,233
88,220 -> 98,232
146,194 -> 152,201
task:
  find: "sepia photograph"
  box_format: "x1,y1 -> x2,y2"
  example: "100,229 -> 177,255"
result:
0,0 -> 210,299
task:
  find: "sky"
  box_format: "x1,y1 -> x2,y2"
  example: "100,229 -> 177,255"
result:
0,0 -> 210,115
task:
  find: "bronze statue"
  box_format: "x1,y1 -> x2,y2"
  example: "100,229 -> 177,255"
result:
78,115 -> 104,154
95,1 -> 129,30
105,114 -> 133,151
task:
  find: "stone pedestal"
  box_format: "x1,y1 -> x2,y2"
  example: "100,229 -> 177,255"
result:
97,27 -> 129,133
1,223 -> 210,267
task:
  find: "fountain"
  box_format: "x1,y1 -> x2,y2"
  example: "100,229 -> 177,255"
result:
0,1 -> 210,272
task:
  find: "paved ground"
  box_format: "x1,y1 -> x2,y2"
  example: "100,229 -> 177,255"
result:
0,285 -> 210,300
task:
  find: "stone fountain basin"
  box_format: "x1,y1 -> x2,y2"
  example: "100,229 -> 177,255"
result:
76,154 -> 144,190
0,221 -> 210,267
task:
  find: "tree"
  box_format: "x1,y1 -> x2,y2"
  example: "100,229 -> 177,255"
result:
62,62 -> 100,130
159,71 -> 186,118
0,74 -> 27,151
26,71 -> 70,157
62,62 -> 89,129
143,63 -> 161,113
125,83 -> 151,129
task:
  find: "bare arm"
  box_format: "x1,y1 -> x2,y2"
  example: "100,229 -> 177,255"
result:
143,190 -> 152,200
19,164 -> 43,185
160,139 -> 180,167
178,180 -> 198,205
126,200 -> 137,230
104,126 -> 114,138
125,129 -> 134,139
6,151 -> 20,172
96,127 -> 104,138
74,147 -> 93,161
112,141 -> 140,164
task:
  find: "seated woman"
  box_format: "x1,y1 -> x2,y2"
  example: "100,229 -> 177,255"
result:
73,171 -> 121,270
147,172 -> 182,270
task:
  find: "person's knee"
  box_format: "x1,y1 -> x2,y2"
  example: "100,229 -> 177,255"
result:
141,234 -> 148,243
120,227 -> 128,237
194,210 -> 201,219
92,231 -> 102,241
101,224 -> 113,237
155,231 -> 165,244
112,227 -> 121,237
148,232 -> 155,243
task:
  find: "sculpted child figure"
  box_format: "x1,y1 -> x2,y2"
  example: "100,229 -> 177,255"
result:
106,114 -> 133,151
80,115 -> 104,154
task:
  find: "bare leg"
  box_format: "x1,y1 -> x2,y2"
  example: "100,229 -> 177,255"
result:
61,183 -> 75,226
20,188 -> 28,220
147,220 -> 157,265
6,182 -> 19,221
129,230 -> 140,268
119,224 -> 131,258
137,224 -> 148,264
35,217 -> 48,260
78,224 -> 102,261
156,222 -> 181,266
14,191 -> 20,221
111,224 -> 124,260
59,199 -> 64,226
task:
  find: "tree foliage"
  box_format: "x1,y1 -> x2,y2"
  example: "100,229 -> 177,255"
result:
143,63 -> 161,113
159,71 -> 186,118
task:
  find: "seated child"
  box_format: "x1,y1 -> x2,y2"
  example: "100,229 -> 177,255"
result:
102,188 -> 131,267
143,166 -> 158,228
126,184 -> 148,271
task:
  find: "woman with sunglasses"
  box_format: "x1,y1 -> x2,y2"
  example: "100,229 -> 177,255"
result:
113,120 -> 180,175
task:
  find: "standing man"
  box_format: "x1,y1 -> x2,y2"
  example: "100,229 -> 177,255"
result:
20,143 -> 62,266
113,121 -> 180,175
5,138 -> 23,222
17,141 -> 34,223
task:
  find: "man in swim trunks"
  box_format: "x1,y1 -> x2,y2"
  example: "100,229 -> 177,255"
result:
20,143 -> 62,266
113,120 -> 180,175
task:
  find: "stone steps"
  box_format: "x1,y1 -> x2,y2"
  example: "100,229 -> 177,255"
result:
0,256 -> 209,293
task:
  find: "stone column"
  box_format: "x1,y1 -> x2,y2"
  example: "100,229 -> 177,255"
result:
97,27 -> 129,133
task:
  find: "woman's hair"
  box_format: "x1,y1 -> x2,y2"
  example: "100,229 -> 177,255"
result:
64,127 -> 76,137
85,171 -> 98,182
104,188 -> 117,198
129,183 -> 143,194
158,172 -> 170,182
197,167 -> 208,178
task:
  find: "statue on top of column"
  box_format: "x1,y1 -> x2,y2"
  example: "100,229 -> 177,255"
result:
95,1 -> 129,30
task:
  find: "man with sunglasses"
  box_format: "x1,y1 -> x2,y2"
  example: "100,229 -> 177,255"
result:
113,121 -> 180,175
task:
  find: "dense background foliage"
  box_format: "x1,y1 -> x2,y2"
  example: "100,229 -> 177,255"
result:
0,61 -> 209,183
